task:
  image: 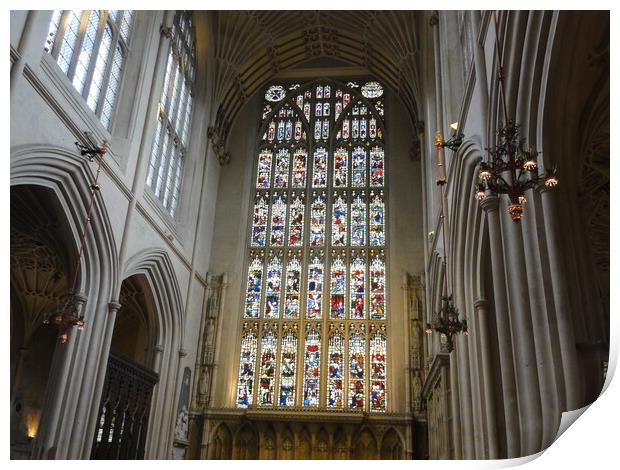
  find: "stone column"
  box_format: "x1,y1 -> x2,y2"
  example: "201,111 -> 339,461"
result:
455,338 -> 475,458
539,187 -> 582,411
448,354 -> 462,458
501,205 -> 543,456
480,196 -> 519,457
11,11 -> 50,93
77,301 -> 122,457
466,308 -> 486,459
473,299 -> 499,458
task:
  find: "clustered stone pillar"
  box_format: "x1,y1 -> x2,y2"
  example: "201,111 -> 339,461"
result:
473,298 -> 499,459
480,196 -> 520,457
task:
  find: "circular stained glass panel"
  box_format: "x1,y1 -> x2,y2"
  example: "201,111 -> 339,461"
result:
265,85 -> 287,102
361,81 -> 384,99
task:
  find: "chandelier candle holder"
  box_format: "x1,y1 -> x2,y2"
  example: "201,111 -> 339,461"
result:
434,130 -> 464,185
44,293 -> 86,344
426,296 -> 467,353
475,121 -> 558,221
44,133 -> 108,344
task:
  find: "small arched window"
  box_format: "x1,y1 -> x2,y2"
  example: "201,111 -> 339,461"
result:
44,10 -> 134,129
145,11 -> 195,217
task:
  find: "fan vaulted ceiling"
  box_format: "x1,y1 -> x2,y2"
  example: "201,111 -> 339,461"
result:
201,11 -> 423,153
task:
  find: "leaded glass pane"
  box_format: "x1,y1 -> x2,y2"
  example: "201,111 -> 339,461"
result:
269,192 -> 287,246
258,329 -> 277,406
370,190 -> 385,246
350,191 -> 366,246
327,332 -> 344,408
331,193 -> 347,246
309,191 -> 326,246
72,10 -> 100,94
349,254 -> 366,320
87,24 -> 113,112
330,255 -> 346,319
251,194 -> 269,247
256,149 -> 272,189
279,330 -> 297,406
306,255 -> 323,320
244,254 -> 263,318
291,149 -> 307,188
237,328 -> 257,407
334,147 -> 348,187
287,192 -> 304,246
303,328 -> 321,407
312,148 -> 328,188
370,253 -> 386,320
274,148 -> 290,188
348,332 -> 365,409
57,10 -> 82,74
370,331 -> 387,411
264,255 -> 283,319
284,253 -> 302,319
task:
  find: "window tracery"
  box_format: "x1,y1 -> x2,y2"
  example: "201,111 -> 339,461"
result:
237,79 -> 387,412
145,11 -> 195,216
44,10 -> 134,129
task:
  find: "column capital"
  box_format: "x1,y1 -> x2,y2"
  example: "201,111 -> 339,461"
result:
473,298 -> 488,310
179,348 -> 188,358
480,195 -> 499,213
108,301 -> 122,313
155,344 -> 165,353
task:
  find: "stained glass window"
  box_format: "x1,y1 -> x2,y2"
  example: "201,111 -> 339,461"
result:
370,252 -> 386,320
265,254 -> 283,319
307,253 -> 324,320
350,253 -> 366,320
251,194 -> 268,247
330,254 -> 346,320
258,328 -> 277,406
256,149 -> 272,188
284,253 -> 302,319
303,327 -> 321,407
327,331 -> 345,408
270,192 -> 287,246
44,10 -> 134,130
332,193 -> 348,246
349,331 -> 366,409
244,253 -> 263,318
310,191 -> 326,246
237,79 -> 388,411
370,328 -> 387,412
279,329 -> 297,406
351,191 -> 366,246
145,11 -> 195,216
237,326 -> 257,407
288,192 -> 304,246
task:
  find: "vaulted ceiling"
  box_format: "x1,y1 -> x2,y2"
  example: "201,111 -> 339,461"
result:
200,11 -> 424,154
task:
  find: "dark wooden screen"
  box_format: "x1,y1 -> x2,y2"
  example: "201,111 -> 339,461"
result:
90,351 -> 159,459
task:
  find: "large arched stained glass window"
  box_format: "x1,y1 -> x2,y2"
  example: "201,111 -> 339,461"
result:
236,79 -> 388,412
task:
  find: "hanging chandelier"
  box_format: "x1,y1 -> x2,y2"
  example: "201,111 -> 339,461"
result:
475,12 -> 559,221
474,121 -> 558,221
44,132 -> 107,344
426,295 -> 467,353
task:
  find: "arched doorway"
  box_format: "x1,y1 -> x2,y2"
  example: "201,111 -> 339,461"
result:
90,275 -> 159,459
10,185 -> 77,459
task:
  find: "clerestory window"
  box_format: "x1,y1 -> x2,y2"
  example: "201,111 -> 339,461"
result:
145,11 -> 195,217
44,10 -> 134,130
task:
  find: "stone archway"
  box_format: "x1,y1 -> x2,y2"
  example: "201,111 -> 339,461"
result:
10,185 -> 78,459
